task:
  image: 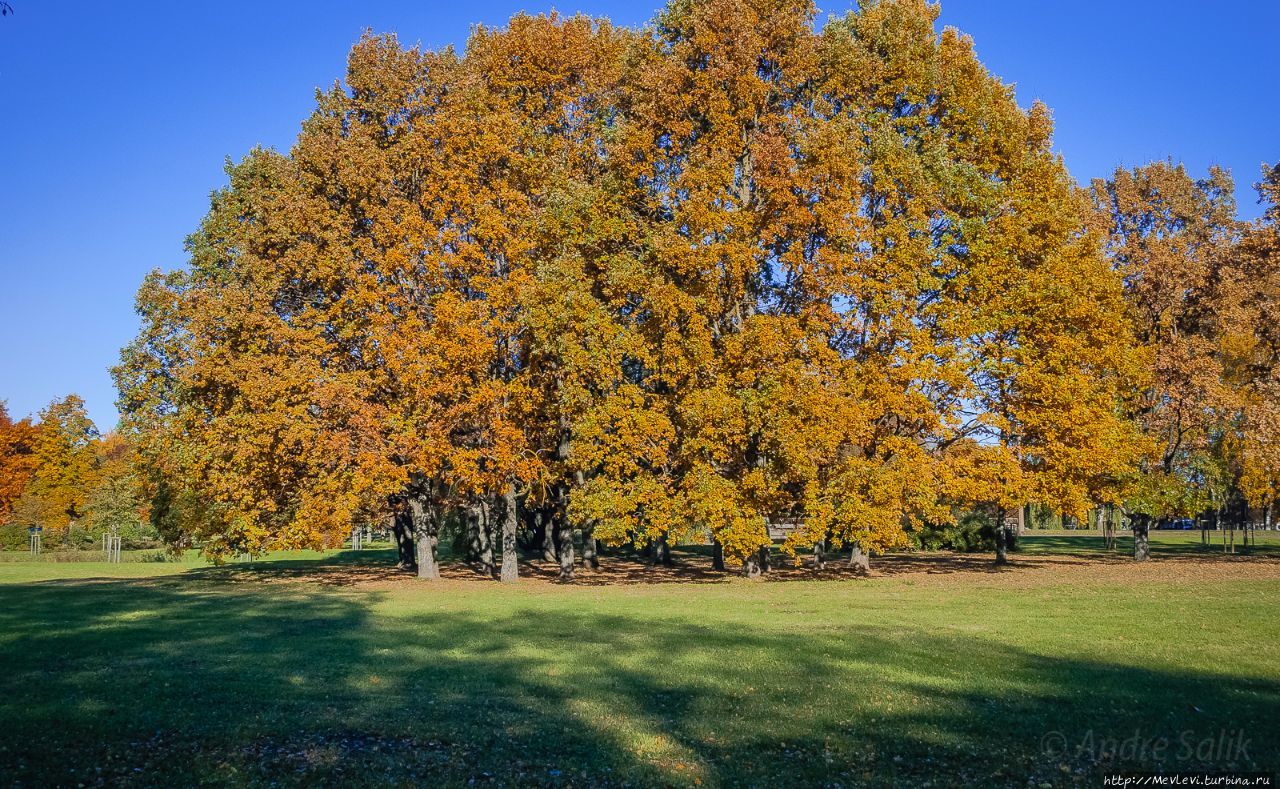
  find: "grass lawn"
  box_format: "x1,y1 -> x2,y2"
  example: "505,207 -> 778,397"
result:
1,532 -> 1278,787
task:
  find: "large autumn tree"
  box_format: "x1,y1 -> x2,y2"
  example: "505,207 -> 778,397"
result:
119,0 -> 1144,576
571,0 -> 1141,573
117,18 -> 630,579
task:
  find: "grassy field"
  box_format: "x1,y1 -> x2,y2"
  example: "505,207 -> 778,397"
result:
1,533 -> 1278,787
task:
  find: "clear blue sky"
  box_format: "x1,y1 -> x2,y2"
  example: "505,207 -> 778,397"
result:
1,1 -> 1277,431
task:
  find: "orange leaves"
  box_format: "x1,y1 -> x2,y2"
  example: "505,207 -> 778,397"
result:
1092,161 -> 1250,519
113,0 -> 1183,566
1220,165 -> 1280,511
0,403 -> 38,522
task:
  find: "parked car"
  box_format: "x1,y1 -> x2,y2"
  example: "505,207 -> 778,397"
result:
1158,518 -> 1195,530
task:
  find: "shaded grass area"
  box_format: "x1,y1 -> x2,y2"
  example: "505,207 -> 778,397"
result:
0,537 -> 1278,786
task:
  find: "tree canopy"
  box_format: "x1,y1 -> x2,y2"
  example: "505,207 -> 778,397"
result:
104,0 -> 1280,574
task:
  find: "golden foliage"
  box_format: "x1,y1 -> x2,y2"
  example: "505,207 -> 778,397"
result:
114,0 -> 1192,567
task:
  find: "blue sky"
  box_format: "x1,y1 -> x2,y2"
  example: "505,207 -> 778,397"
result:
1,1 -> 1277,431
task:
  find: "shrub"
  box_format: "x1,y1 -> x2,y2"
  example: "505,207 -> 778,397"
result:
0,523 -> 30,551
911,512 -> 996,552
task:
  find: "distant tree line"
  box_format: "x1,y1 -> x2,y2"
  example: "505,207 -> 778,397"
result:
0,397 -> 158,550
57,0 -> 1278,578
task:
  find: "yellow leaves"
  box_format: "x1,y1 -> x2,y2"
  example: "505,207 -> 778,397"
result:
940,442 -> 1028,514
13,395 -> 102,530
113,0 -> 1200,564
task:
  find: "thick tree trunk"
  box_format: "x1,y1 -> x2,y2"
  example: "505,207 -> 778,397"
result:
500,485 -> 519,583
994,507 -> 1008,565
658,533 -> 673,567
1133,514 -> 1150,561
392,510 -> 417,572
409,497 -> 439,580
812,538 -> 825,570
416,532 -> 439,579
540,510 -> 558,563
467,498 -> 495,577
711,538 -> 725,571
743,544 -> 769,577
558,526 -> 576,582
849,542 -> 869,573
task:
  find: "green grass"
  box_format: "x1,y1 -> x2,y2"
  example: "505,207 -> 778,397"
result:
1018,527 -> 1280,558
1,534 -> 1278,787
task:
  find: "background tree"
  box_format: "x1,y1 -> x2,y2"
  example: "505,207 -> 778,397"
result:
0,402 -> 38,523
13,395 -> 100,534
1093,162 -> 1238,559
84,432 -> 152,545
1219,164 -> 1280,535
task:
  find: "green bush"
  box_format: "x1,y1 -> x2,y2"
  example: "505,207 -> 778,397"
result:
911,512 -> 996,552
0,522 -> 67,551
0,523 -> 31,551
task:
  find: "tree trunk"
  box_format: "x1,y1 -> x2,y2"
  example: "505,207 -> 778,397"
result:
409,497 -> 440,580
540,509 -> 558,563
500,485 -> 519,583
994,508 -> 1008,565
416,532 -> 439,579
467,498 -> 495,577
849,542 -> 869,573
712,538 -> 725,571
392,509 -> 417,572
812,538 -> 826,570
658,533 -> 673,567
742,543 -> 769,577
1133,514 -> 1150,561
582,525 -> 598,570
558,526 -> 576,582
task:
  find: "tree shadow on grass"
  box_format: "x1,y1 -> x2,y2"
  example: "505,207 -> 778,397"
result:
0,576 -> 1276,787
187,544 -> 1070,588
185,548 -> 1280,590
174,535 -> 1280,592
190,548 -> 413,586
